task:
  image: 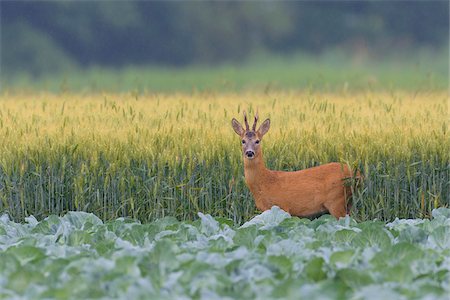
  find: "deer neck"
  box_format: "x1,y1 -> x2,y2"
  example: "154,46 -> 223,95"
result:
243,150 -> 269,189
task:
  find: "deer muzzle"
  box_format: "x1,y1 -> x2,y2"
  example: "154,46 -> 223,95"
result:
245,150 -> 255,159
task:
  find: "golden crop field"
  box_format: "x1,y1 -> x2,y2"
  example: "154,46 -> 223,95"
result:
0,91 -> 448,223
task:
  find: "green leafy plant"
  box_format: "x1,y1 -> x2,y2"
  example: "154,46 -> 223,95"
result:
1,207 -> 449,299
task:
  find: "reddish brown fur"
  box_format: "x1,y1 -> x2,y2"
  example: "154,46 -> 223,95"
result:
244,151 -> 352,218
232,113 -> 353,219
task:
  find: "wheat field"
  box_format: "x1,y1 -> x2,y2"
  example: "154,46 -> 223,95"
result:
0,91 -> 448,223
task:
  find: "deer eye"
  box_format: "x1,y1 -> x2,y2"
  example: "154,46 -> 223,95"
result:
242,140 -> 246,144
255,140 -> 260,144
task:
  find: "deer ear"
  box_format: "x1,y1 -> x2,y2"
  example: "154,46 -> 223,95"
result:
257,118 -> 270,137
231,118 -> 245,136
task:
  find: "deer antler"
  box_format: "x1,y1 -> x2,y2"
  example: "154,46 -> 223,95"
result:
243,111 -> 250,131
252,109 -> 259,131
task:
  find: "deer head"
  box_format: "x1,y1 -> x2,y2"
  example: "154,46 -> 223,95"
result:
231,111 -> 270,160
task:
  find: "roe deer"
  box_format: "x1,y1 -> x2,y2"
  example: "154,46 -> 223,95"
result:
232,111 -> 355,219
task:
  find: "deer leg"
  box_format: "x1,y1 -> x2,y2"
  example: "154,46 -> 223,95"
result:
324,199 -> 347,219
346,201 -> 352,215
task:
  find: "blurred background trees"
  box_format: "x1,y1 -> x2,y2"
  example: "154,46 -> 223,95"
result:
1,1 -> 448,76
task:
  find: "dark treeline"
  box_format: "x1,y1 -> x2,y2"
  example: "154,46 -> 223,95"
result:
2,1 -> 448,76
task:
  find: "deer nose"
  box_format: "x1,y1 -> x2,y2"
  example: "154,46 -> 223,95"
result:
245,150 -> 255,158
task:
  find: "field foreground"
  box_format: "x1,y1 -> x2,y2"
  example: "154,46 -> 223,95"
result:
1,207 -> 450,299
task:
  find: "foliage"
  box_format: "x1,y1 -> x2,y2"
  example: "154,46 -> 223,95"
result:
4,48 -> 448,92
0,91 -> 448,223
1,207 -> 450,299
2,1 -> 448,75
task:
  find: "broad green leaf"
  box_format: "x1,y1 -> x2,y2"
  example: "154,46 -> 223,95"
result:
382,264 -> 415,283
432,207 -> 450,220
93,239 -> 116,256
352,227 -> 392,249
240,206 -> 290,230
198,212 -> 220,235
180,259 -> 214,282
308,215 -> 336,230
31,215 -> 61,235
215,217 -> 234,227
335,268 -> 374,288
148,239 -> 180,270
118,224 -> 147,245
267,255 -> 293,277
7,245 -> 45,265
24,215 -> 38,227
7,268 -> 46,293
0,252 -> 20,273
278,216 -> 311,229
152,216 -> 179,231
352,284 -> 406,300
61,211 -> 103,229
114,255 -> 140,276
67,230 -> 93,246
428,226 -> 450,249
207,236 -> 230,252
371,242 -> 424,269
233,225 -> 258,249
42,258 -> 71,281
334,229 -> 358,244
412,281 -> 447,298
397,225 -> 427,244
388,242 -> 424,263
303,257 -> 327,282
330,250 -> 356,268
